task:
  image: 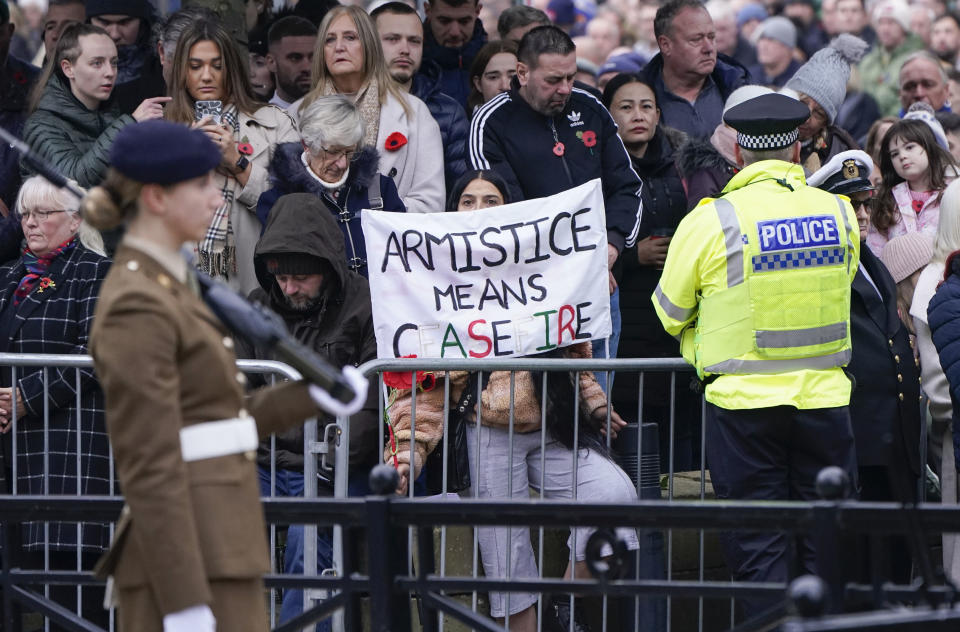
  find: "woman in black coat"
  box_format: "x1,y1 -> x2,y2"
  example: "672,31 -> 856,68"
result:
602,74 -> 700,470
0,176 -> 111,627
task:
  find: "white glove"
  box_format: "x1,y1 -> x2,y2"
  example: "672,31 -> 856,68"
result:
162,604 -> 215,632
309,365 -> 368,417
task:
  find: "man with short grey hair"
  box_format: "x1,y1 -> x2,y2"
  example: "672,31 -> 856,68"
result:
497,5 -> 550,45
899,50 -> 952,113
639,0 -> 751,139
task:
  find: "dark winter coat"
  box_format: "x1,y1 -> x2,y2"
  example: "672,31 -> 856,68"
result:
837,91 -> 881,148
244,193 -> 380,481
469,80 -> 644,252
0,241 -> 111,551
639,53 -> 752,140
0,55 -> 40,209
256,143 -> 406,277
616,125 -> 688,358
412,59 -> 469,194
847,246 -> 921,479
928,254 -> 960,474
421,19 -> 488,111
21,73 -> 134,188
111,50 -> 166,117
675,136 -> 737,210
747,58 -> 801,88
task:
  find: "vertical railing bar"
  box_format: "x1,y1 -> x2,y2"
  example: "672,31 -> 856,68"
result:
408,370 -> 417,584
438,374 -> 451,632
75,368 -> 82,619
569,370 -> 580,632
505,370 -> 515,628
537,370 -> 548,632
471,371 -> 483,614
42,366 -> 49,632
666,371 -> 676,632
698,395 -> 707,632
635,370 -> 644,629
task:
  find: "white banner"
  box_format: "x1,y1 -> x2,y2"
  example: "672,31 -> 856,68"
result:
361,179 -> 612,359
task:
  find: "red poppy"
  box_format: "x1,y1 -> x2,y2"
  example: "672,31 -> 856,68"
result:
383,355 -> 435,391
237,142 -> 254,155
12,71 -> 26,85
553,142 -> 565,157
582,130 -> 597,148
385,132 -> 408,151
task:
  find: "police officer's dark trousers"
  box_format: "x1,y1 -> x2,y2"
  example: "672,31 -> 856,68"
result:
705,404 -> 858,620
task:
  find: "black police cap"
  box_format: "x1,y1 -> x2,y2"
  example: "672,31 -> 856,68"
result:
723,93 -> 812,150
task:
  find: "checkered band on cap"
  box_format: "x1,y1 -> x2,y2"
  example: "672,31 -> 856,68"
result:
736,129 -> 799,150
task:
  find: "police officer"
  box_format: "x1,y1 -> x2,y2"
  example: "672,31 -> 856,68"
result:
808,150 -> 921,588
652,91 -> 861,620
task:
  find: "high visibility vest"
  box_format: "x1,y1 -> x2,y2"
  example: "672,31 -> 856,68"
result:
693,194 -> 856,378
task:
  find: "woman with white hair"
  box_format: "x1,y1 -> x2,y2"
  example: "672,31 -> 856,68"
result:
911,177 -> 960,585
257,95 -> 406,278
0,175 -> 111,626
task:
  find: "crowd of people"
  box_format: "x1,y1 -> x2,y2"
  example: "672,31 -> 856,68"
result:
2,0 -> 960,629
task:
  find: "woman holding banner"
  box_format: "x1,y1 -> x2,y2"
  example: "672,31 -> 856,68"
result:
384,170 -> 640,632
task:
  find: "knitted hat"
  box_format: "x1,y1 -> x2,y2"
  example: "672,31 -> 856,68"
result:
85,0 -> 154,20
737,3 -> 768,29
785,34 -> 868,125
547,0 -> 575,26
880,231 -> 934,283
754,16 -> 798,50
873,0 -> 911,33
110,121 -> 221,185
903,102 -> 950,151
263,253 -> 327,276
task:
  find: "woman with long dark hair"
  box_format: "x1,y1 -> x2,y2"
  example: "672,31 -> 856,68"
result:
164,18 -> 299,296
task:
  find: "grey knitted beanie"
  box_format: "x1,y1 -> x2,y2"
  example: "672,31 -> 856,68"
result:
785,34 -> 868,125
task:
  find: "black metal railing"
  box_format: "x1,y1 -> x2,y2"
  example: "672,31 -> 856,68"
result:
3,466 -> 960,632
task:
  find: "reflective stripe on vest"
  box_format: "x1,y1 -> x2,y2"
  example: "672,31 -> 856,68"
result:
697,192 -> 853,375
754,322 -> 848,348
654,283 -> 695,322
705,348 -> 852,375
714,198 -> 744,287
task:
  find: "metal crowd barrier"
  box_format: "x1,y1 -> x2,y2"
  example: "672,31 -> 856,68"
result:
0,353 -> 949,632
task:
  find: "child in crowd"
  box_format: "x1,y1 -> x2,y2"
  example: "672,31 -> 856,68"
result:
868,118 -> 958,256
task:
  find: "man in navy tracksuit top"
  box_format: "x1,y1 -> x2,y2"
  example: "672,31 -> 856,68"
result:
468,25 -> 645,373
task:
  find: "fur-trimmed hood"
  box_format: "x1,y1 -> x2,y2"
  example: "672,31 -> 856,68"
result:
267,141 -> 382,196
674,135 -> 735,179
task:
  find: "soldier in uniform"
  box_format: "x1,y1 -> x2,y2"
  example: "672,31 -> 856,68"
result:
84,120 -> 367,632
652,91 -> 861,619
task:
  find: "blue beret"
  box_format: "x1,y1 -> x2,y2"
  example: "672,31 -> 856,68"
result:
110,121 -> 222,185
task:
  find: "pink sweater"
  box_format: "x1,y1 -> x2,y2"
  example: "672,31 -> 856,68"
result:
867,181 -> 941,257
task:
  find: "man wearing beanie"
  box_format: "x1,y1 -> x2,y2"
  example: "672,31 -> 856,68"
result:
747,16 -> 801,87
86,0 -> 165,116
654,91 -> 860,621
239,192 -> 379,630
785,33 -> 867,173
859,0 -> 924,117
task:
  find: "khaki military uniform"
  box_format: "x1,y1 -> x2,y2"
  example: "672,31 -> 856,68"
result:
89,244 -> 318,631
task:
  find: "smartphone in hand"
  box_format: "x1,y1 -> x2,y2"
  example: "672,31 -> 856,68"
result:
194,100 -> 223,125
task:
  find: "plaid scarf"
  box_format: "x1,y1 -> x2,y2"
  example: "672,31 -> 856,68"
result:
14,237 -> 76,305
198,106 -> 240,279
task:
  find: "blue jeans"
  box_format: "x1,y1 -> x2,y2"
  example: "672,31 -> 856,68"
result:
258,467 -> 333,632
592,287 -> 621,393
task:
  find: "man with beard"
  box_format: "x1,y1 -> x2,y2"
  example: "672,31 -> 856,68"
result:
931,12 -> 960,70
240,192 -> 379,631
470,25 -> 644,370
86,0 -> 165,115
266,16 -> 316,109
373,2 -> 467,195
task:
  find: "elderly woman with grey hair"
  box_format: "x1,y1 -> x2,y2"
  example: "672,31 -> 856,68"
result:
256,95 -> 406,277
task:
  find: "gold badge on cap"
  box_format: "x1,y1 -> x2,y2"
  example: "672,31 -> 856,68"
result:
842,159 -> 859,180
